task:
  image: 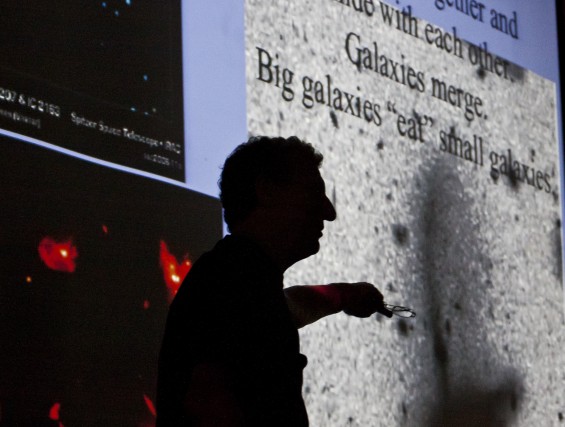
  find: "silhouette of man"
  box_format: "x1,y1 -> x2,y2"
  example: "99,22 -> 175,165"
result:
156,136 -> 392,426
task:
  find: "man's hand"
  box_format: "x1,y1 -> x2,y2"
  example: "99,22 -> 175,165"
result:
332,282 -> 393,318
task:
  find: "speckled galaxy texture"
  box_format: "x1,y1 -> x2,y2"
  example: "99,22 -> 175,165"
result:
246,0 -> 565,425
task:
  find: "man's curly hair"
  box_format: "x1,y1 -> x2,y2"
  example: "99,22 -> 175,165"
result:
219,136 -> 323,231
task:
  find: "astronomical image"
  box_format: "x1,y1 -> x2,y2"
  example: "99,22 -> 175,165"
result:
0,0 -> 185,181
0,138 -> 222,426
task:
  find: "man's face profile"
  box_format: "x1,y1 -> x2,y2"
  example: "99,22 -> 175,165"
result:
267,164 -> 337,262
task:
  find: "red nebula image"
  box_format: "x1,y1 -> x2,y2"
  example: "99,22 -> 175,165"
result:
139,394 -> 157,427
38,237 -> 78,273
159,240 -> 191,301
48,402 -> 64,427
143,394 -> 157,417
49,402 -> 61,420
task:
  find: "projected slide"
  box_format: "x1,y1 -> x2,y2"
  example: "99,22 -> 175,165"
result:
246,0 -> 564,425
0,1 -> 184,181
0,2 -> 238,425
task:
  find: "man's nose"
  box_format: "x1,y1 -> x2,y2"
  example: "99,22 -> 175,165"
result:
323,194 -> 337,221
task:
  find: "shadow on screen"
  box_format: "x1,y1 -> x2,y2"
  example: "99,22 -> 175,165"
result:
413,157 -> 524,426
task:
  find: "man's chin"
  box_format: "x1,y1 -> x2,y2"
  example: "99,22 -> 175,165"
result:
286,235 -> 322,264
301,240 -> 321,259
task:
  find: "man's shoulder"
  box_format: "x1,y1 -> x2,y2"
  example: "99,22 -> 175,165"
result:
193,234 -> 274,276
174,235 -> 266,300
190,235 -> 258,275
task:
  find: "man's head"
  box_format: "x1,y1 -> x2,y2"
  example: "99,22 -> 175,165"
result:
219,136 -> 336,267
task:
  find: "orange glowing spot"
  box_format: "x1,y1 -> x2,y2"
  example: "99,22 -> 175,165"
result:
143,394 -> 157,417
159,240 -> 191,302
38,237 -> 78,273
25,276 -> 32,283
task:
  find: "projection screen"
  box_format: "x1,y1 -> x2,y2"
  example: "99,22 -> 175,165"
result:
0,0 -> 563,425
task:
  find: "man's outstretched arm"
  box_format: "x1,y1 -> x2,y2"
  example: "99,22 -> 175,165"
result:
284,282 -> 393,329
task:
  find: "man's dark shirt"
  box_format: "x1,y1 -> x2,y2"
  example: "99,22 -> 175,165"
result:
156,235 -> 309,426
